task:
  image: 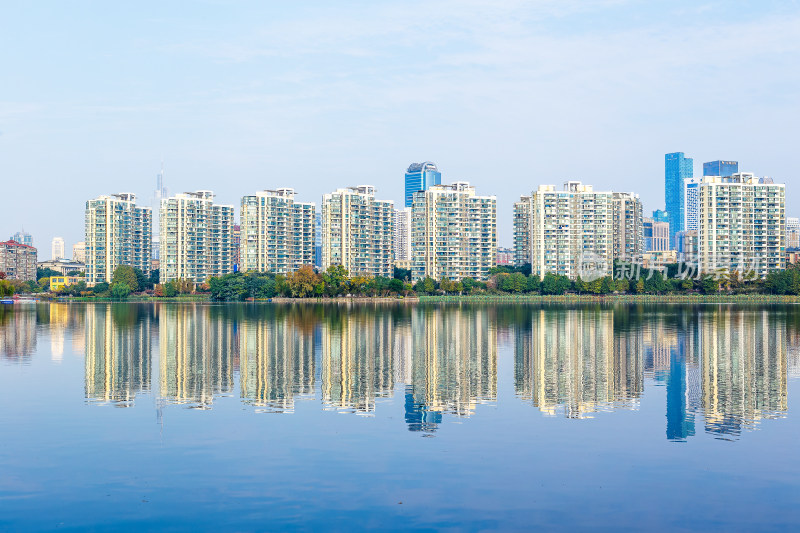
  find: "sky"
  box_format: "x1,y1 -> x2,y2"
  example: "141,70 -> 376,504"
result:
2,0 -> 799,255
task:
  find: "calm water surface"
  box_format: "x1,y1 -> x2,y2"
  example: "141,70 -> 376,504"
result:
1,302 -> 799,531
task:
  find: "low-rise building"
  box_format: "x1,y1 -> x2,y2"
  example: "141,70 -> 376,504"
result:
49,276 -> 86,292
0,240 -> 37,282
38,258 -> 85,275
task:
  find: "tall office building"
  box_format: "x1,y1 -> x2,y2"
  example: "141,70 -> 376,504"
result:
698,173 -> 785,276
703,160 -> 738,177
72,242 -> 86,263
665,152 -> 693,249
394,208 -> 412,262
644,217 -> 670,252
10,231 -> 32,247
151,165 -> 168,261
410,182 -> 497,282
787,217 -> 800,249
85,193 -> 152,285
160,190 -> 235,283
322,186 -> 394,277
517,182 -> 643,279
314,212 -> 322,268
51,237 -> 65,260
240,188 -> 315,274
0,240 -> 37,281
404,162 -> 441,208
652,209 -> 669,223
684,177 -> 701,231
513,196 -> 531,266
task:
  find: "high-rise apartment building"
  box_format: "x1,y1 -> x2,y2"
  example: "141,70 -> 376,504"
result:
85,193 -> 152,285
665,152 -> 693,249
698,173 -> 785,276
404,162 -> 441,208
10,231 -> 33,247
314,212 -> 322,268
410,182 -> 496,282
151,165 -> 168,261
240,188 -> 315,274
322,186 -> 394,277
72,242 -> 86,263
394,208 -> 412,262
160,191 -> 235,283
644,217 -> 670,252
787,217 -> 800,249
703,160 -> 738,177
517,182 -> 643,279
0,240 -> 37,281
51,237 -> 65,260
684,177 -> 700,232
513,196 -> 531,266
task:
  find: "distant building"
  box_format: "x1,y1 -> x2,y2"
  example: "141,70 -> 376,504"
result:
411,182 -> 496,281
496,247 -> 513,265
404,162 -> 441,208
240,188 -> 315,274
677,230 -> 699,265
51,237 -> 65,260
38,258 -> 86,275
665,152 -> 693,249
642,250 -> 678,271
10,231 -> 33,247
322,185 -> 394,277
644,217 -> 670,252
698,174 -> 785,276
652,209 -> 669,223
703,160 -> 739,177
394,208 -> 412,262
151,165 -> 168,262
518,182 -> 643,280
85,193 -> 152,285
72,241 -> 86,263
684,177 -> 700,232
787,217 -> 799,250
232,224 -> 241,271
513,196 -> 531,266
314,212 -> 322,268
160,190 -> 235,283
0,240 -> 37,281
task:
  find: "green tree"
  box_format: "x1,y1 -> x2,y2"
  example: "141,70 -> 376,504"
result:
110,282 -> 132,299
393,266 -> 411,282
322,265 -> 349,296
0,279 -> 14,297
286,265 -> 322,297
112,265 -> 139,292
701,275 -> 719,294
92,282 -> 110,295
37,267 -> 61,280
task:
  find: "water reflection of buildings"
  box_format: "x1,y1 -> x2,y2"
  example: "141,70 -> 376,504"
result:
698,309 -> 787,439
515,309 -> 643,418
404,306 -> 497,432
159,305 -> 235,408
320,308 -> 395,414
0,307 -> 37,361
240,314 -> 314,413
85,304 -> 153,406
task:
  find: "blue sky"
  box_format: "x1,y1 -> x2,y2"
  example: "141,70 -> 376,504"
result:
2,0 -> 799,253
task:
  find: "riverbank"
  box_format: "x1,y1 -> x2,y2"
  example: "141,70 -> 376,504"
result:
35,293 -> 800,304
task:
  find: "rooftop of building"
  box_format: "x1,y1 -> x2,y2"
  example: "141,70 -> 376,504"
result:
406,161 -> 439,173
0,240 -> 36,249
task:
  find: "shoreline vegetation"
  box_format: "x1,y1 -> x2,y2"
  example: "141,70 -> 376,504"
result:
7,262 -> 800,304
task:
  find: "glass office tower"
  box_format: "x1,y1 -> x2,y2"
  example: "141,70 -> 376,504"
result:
404,162 -> 441,208
703,160 -> 738,177
665,152 -> 693,249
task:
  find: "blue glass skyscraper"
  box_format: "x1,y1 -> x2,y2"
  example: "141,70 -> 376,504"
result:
652,209 -> 669,223
404,162 -> 441,207
665,152 -> 693,249
703,160 -> 738,177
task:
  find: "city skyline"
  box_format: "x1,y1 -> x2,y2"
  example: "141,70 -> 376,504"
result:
3,1 -> 799,249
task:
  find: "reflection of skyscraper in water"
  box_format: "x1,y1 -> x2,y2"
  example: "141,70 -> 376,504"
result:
405,306 -> 497,432
699,309 -> 787,439
84,304 -> 152,405
240,315 -> 315,413
159,304 -> 235,408
0,307 -> 37,361
515,309 -> 642,418
665,338 -> 696,441
320,308 -> 395,413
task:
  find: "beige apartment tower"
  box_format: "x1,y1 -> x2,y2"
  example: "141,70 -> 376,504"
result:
85,193 -> 152,285
240,188 -> 315,274
321,186 -> 394,277
698,173 -> 785,276
410,182 -> 497,282
516,182 -> 643,279
160,190 -> 235,283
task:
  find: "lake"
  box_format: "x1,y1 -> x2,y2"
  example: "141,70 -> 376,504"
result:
1,302 -> 799,531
